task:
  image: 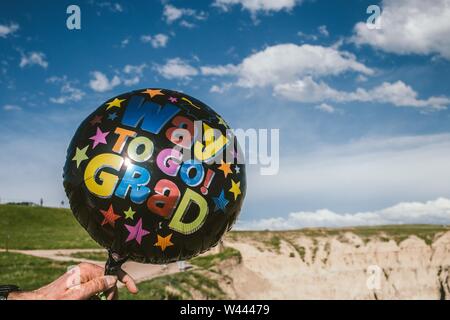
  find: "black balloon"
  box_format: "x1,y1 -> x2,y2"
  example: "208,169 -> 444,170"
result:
63,88 -> 246,264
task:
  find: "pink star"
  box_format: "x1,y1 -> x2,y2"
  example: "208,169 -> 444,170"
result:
168,96 -> 178,103
89,127 -> 109,149
125,218 -> 150,245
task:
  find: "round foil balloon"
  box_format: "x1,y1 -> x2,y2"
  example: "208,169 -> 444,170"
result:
63,88 -> 246,264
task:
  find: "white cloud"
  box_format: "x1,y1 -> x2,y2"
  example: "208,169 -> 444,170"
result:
201,64 -> 239,76
163,4 -> 206,25
111,3 -> 122,12
213,0 -> 300,14
0,23 -> 19,38
19,51 -> 48,69
352,0 -> 450,59
3,104 -> 22,111
123,64 -> 146,75
122,77 -> 139,86
274,77 -> 450,110
179,20 -> 195,28
122,63 -> 147,86
202,44 -> 373,88
356,74 -> 368,82
201,43 -> 448,110
318,25 -> 329,37
244,133 -> 450,228
88,64 -> 146,91
141,33 -> 169,48
237,197 -> 450,230
89,71 -> 121,92
210,83 -> 232,93
155,58 -> 198,80
120,38 -> 129,48
163,4 -> 185,23
315,103 -> 335,113
297,31 -> 317,41
297,25 -> 330,41
47,76 -> 85,104
94,1 -> 123,13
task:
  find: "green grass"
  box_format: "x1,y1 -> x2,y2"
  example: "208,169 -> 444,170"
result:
120,248 -> 242,300
0,252 -> 76,291
292,243 -> 306,262
190,247 -> 241,270
67,251 -> 108,262
119,270 -> 226,300
263,235 -> 281,252
0,204 -> 99,249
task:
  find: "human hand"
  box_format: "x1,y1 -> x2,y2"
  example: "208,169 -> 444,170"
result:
8,262 -> 138,300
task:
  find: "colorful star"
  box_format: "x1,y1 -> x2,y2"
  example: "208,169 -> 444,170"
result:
89,115 -> 103,126
100,204 -> 121,227
142,89 -> 164,98
89,127 -> 109,149
168,96 -> 178,103
234,165 -> 241,174
106,98 -> 125,110
213,190 -> 229,212
229,179 -> 241,200
125,218 -> 150,245
72,146 -> 89,168
124,207 -> 136,220
218,160 -> 233,178
154,233 -> 174,251
108,112 -> 118,120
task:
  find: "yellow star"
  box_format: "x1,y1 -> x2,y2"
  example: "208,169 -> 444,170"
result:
72,145 -> 89,168
142,89 -> 164,98
218,160 -> 233,178
106,98 -> 125,110
154,234 -> 174,251
229,180 -> 241,200
124,207 -> 136,220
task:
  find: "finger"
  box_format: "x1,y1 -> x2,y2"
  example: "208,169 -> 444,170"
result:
117,269 -> 138,294
70,275 -> 117,300
78,262 -> 105,283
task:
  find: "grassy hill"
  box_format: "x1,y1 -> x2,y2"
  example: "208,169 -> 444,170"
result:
0,204 -> 99,249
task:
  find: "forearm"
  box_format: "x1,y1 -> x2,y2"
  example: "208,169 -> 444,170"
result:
7,290 -> 40,300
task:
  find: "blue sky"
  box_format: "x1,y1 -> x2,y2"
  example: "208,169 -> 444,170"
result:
1,0 -> 450,229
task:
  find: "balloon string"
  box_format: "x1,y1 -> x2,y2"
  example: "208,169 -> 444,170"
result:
93,251 -> 128,300
105,250 -> 128,275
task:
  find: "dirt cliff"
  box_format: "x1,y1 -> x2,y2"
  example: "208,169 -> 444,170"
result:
216,226 -> 450,299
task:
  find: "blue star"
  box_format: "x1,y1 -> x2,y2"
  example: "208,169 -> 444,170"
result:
108,112 -> 118,120
213,190 -> 229,212
235,165 -> 240,174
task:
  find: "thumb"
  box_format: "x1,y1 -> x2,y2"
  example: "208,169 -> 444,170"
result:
72,276 -> 117,300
